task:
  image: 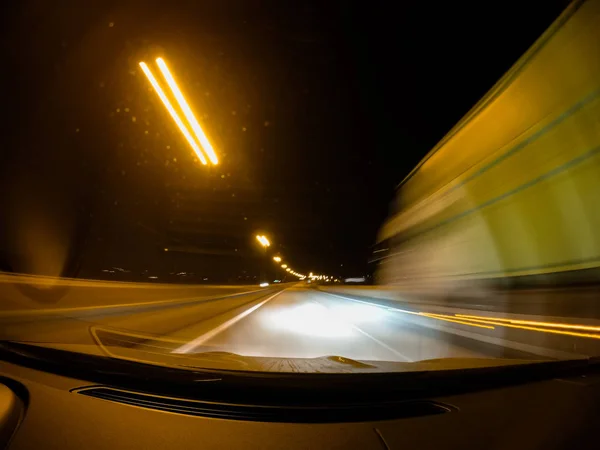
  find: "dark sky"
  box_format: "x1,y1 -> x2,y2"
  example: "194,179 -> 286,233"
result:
0,0 -> 571,281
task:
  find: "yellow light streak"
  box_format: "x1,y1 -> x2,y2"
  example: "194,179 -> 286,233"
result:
419,313 -> 495,330
452,315 -> 600,340
139,62 -> 208,165
156,58 -> 218,165
456,314 -> 600,332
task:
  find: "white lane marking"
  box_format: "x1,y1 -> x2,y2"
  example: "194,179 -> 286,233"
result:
323,292 -> 391,308
173,290 -> 286,354
0,288 -> 267,317
312,295 -> 412,362
322,291 -> 417,314
350,325 -> 412,362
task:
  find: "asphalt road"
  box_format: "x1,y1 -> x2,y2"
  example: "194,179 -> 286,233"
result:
4,283 -> 600,366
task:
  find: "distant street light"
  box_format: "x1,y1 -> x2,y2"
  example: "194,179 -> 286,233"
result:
255,235 -> 270,247
255,234 -> 271,284
281,264 -> 287,269
273,256 -> 282,263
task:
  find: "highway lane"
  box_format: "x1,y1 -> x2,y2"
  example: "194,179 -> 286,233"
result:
6,284 -> 600,366
170,286 -> 536,361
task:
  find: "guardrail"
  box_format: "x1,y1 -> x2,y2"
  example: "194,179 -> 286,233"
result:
0,273 -> 295,312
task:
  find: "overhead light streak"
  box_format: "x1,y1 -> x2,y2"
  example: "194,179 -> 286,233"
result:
156,58 -> 218,165
139,62 -> 208,165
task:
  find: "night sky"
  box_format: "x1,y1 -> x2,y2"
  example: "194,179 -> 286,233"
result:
0,1 -> 570,281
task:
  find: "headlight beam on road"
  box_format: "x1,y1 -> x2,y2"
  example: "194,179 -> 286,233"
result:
139,62 -> 208,165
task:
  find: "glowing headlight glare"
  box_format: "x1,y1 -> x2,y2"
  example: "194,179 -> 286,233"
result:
331,303 -> 386,324
262,303 -> 354,338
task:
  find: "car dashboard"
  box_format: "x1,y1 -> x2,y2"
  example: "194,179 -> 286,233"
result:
1,345 -> 600,450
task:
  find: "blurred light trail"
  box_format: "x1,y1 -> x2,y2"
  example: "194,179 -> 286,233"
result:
419,313 -> 495,330
138,62 -> 208,165
450,315 -> 600,339
156,58 -> 218,165
330,291 -> 600,340
456,314 -> 600,332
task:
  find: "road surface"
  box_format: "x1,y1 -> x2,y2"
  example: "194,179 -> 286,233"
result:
3,282 -> 600,367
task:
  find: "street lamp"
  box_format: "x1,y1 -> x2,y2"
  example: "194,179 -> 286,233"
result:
255,234 -> 270,284
255,235 -> 270,247
273,256 -> 282,263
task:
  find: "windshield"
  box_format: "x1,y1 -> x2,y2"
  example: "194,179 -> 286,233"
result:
2,0 -> 600,374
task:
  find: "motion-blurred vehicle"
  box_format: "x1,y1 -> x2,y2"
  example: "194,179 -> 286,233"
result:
375,0 -> 600,296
